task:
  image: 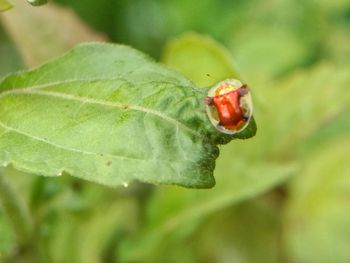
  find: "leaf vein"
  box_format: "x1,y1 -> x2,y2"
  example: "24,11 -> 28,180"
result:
0,120 -> 179,165
0,88 -> 203,138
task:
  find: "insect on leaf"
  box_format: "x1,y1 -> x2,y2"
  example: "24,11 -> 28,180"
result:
0,43 -> 256,188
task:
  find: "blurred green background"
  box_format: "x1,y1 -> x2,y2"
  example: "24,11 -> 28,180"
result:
0,0 -> 349,262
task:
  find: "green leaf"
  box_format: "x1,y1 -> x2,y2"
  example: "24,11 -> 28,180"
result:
0,43 -> 255,188
162,32 -> 241,87
0,0 -> 12,11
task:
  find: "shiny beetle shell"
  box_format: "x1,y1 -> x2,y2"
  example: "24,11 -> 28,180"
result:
205,79 -> 253,134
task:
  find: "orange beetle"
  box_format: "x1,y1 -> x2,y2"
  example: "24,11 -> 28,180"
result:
205,79 -> 252,134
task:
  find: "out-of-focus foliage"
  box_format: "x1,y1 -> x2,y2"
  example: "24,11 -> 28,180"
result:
54,0 -> 350,79
0,0 -> 349,262
0,0 -> 106,67
0,0 -> 12,12
162,33 -> 241,87
285,140 -> 350,263
0,25 -> 23,77
0,210 -> 14,256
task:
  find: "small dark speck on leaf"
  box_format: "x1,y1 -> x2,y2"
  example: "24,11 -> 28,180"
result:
106,160 -> 112,166
123,105 -> 129,109
206,73 -> 211,77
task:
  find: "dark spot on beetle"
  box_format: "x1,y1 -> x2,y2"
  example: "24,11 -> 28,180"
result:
100,153 -> 104,157
106,160 -> 112,166
123,105 -> 129,109
206,73 -> 211,77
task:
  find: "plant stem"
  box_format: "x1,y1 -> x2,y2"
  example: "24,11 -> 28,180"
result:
0,168 -> 33,247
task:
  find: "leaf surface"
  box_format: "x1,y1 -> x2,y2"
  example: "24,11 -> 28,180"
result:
0,43 -> 255,188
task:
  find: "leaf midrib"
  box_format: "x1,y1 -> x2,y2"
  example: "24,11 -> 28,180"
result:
0,119 -> 201,166
0,120 -> 146,162
0,82 -> 203,138
0,83 -> 208,166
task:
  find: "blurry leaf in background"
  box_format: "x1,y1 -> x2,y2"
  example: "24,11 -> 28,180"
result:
0,0 -> 12,11
228,25 -> 310,82
0,166 -> 38,260
119,161 -> 296,262
300,109 -> 350,155
0,0 -> 106,67
325,27 -> 350,65
45,189 -> 138,263
194,199 -> 283,263
251,62 -> 350,262
53,0 -> 116,41
162,33 -> 241,87
123,197 -> 284,263
0,24 -> 23,77
0,207 -> 15,257
314,0 -> 350,65
3,167 -> 141,263
50,0 -> 246,58
225,0 -> 315,83
54,0 -> 240,58
257,63 -> 350,160
284,140 -> 350,263
267,60 -> 350,263
52,0 -> 350,79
